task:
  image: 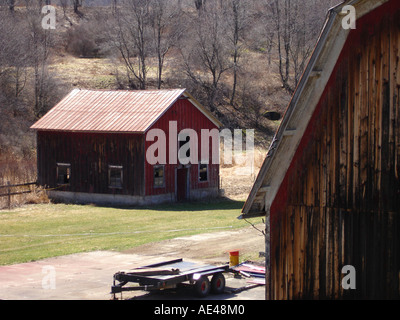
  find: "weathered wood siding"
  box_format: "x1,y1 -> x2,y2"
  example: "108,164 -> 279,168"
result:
37,131 -> 145,196
270,1 -> 400,299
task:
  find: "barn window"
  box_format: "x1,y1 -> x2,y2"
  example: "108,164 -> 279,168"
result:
57,163 -> 71,185
109,165 -> 123,189
199,163 -> 208,182
178,135 -> 191,163
154,165 -> 165,188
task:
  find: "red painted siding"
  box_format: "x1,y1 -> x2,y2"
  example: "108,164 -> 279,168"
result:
144,98 -> 220,197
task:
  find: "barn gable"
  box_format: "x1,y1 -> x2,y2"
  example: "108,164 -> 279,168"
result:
242,0 -> 391,218
242,0 -> 400,300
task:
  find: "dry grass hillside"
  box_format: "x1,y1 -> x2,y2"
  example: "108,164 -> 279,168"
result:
0,1 -> 338,208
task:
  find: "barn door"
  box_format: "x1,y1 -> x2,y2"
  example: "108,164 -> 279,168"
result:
176,168 -> 188,201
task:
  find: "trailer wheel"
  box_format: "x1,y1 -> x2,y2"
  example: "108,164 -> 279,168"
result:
211,273 -> 226,294
194,276 -> 210,297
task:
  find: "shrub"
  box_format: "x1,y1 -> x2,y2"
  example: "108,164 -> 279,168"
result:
66,23 -> 100,58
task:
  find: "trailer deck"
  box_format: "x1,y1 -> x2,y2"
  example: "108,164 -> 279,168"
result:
111,258 -> 230,299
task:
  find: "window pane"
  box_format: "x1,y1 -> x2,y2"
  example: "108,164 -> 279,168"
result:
178,136 -> 191,160
109,167 -> 123,188
57,164 -> 70,184
154,166 -> 165,187
199,164 -> 208,182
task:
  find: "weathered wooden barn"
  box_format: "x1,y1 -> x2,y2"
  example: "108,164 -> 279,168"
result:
241,0 -> 400,299
31,88 -> 222,206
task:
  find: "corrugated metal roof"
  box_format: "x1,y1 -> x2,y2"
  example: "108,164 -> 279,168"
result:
30,88 -> 189,133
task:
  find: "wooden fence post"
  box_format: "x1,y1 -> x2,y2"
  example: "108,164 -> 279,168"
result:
7,181 -> 11,210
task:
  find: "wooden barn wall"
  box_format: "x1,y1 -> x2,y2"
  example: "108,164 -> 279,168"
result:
37,131 -> 145,196
144,98 -> 219,197
269,1 -> 400,300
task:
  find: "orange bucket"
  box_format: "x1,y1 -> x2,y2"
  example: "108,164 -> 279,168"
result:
229,251 -> 239,267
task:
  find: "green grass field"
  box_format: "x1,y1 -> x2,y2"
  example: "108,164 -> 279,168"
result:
0,199 -> 255,266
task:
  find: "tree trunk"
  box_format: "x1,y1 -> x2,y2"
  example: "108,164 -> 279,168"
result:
9,0 -> 15,11
195,0 -> 206,10
230,0 -> 240,105
73,0 -> 80,14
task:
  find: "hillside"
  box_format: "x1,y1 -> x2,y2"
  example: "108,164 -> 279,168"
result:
0,0 -> 339,191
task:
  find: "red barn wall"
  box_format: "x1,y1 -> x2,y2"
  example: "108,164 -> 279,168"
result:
144,98 -> 220,197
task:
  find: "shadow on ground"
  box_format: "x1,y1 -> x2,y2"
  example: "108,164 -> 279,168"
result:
115,275 -> 265,301
82,197 -> 245,212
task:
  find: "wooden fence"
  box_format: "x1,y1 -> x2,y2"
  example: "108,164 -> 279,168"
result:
0,182 -> 37,210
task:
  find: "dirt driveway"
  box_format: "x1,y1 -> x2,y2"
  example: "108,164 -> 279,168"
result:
123,224 -> 265,264
0,225 -> 265,300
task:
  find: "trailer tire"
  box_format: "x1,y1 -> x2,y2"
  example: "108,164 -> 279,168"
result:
211,273 -> 226,294
194,276 -> 210,297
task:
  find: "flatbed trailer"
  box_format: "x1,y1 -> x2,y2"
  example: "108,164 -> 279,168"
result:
111,258 -> 230,299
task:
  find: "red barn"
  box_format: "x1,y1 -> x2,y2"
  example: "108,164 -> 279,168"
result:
31,89 -> 222,206
241,0 -> 400,300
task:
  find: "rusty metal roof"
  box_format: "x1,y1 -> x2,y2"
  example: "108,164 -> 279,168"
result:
31,88 -> 203,133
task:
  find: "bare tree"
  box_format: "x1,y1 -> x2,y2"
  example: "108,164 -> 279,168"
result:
269,0 -> 293,93
194,0 -> 206,10
150,0 -> 183,89
111,0 -> 118,15
222,0 -> 251,106
0,6 -> 57,160
24,2 -> 54,118
109,0 -> 151,90
8,0 -> 15,11
180,1 -> 232,112
71,0 -> 82,14
0,9 -> 31,117
106,0 -> 182,90
262,0 -> 329,94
